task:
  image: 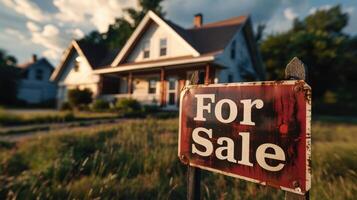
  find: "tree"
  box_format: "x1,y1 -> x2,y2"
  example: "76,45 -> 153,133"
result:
126,0 -> 165,27
260,5 -> 356,98
103,18 -> 133,50
81,0 -> 165,51
0,49 -> 19,105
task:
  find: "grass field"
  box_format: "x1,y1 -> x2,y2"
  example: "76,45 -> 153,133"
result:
0,109 -> 117,126
0,118 -> 356,199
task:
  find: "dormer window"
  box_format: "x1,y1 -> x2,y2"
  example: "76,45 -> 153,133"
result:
159,38 -> 167,56
230,40 -> 236,60
143,41 -> 150,58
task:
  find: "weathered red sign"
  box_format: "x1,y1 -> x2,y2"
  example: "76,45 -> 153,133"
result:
178,80 -> 311,194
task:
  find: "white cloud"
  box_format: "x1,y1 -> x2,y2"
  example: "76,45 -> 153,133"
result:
25,22 -> 87,61
284,8 -> 297,21
1,0 -> 49,22
345,7 -> 354,14
53,0 -> 136,33
42,24 -> 60,37
4,28 -> 26,40
42,48 -> 59,60
26,21 -> 41,32
69,28 -> 85,39
26,23 -> 65,61
309,4 -> 332,14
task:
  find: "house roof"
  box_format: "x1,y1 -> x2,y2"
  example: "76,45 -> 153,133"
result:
75,41 -> 120,69
51,40 -> 121,81
111,11 -> 248,66
53,11 -> 264,80
17,58 -> 54,72
165,16 -> 247,55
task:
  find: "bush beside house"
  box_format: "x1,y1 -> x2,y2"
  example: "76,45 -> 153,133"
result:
68,88 -> 93,110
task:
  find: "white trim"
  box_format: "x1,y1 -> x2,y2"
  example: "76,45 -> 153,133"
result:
111,11 -> 200,66
94,55 -> 214,74
178,80 -> 311,195
50,42 -> 74,81
166,76 -> 178,108
50,40 -> 94,82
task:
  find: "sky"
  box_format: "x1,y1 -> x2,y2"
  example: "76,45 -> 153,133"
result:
0,0 -> 356,66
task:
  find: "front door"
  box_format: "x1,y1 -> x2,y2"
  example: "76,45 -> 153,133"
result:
166,77 -> 178,108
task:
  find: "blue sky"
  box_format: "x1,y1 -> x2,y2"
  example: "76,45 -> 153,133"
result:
0,0 -> 356,66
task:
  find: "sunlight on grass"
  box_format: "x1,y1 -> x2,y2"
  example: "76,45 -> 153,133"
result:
0,118 -> 356,199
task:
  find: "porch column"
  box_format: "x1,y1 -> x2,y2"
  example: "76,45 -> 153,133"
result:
98,75 -> 103,96
127,72 -> 132,94
160,68 -> 166,107
205,63 -> 211,84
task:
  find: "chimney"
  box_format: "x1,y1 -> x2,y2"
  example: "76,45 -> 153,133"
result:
32,54 -> 37,62
193,13 -> 203,28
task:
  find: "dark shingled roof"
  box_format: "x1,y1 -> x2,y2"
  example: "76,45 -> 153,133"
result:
164,15 -> 247,55
76,41 -> 121,69
17,58 -> 54,71
76,15 -> 247,69
76,41 -> 109,69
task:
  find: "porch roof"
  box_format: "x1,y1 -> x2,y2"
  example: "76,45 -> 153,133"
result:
93,54 -> 219,74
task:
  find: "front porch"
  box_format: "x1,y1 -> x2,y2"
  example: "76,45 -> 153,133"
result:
97,63 -> 217,109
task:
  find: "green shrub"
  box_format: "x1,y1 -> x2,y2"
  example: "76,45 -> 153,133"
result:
115,98 -> 143,117
68,88 -> 93,108
60,102 -> 72,111
143,104 -> 160,113
91,99 -> 110,111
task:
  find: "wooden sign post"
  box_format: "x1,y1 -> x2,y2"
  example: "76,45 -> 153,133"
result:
179,58 -> 311,199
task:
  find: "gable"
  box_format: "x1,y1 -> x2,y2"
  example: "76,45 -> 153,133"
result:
57,49 -> 99,85
25,60 -> 54,82
124,21 -> 196,63
112,11 -> 200,66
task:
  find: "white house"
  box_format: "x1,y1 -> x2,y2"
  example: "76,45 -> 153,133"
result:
51,11 -> 265,109
17,55 -> 57,104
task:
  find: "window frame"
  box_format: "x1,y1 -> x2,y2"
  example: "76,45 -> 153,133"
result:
148,79 -> 157,94
143,40 -> 150,59
159,38 -> 167,56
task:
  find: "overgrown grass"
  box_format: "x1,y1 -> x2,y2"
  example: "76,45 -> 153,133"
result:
0,119 -> 356,199
0,109 -> 117,126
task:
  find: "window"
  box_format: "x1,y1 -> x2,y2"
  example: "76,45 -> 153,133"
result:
159,38 -> 167,56
74,56 -> 80,72
148,79 -> 157,94
143,41 -> 150,58
230,40 -> 236,59
228,74 -> 233,83
35,69 -> 43,80
22,70 -> 29,79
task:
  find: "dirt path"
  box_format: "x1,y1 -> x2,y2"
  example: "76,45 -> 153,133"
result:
0,118 -> 125,142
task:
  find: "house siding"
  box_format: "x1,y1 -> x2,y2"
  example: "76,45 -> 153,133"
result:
17,61 -> 57,104
56,51 -> 100,106
126,22 -> 194,63
215,30 -> 258,83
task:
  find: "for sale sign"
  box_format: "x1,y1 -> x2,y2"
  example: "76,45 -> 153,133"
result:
178,80 -> 311,194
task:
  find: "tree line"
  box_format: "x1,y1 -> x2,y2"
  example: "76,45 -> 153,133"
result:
0,2 -> 356,115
